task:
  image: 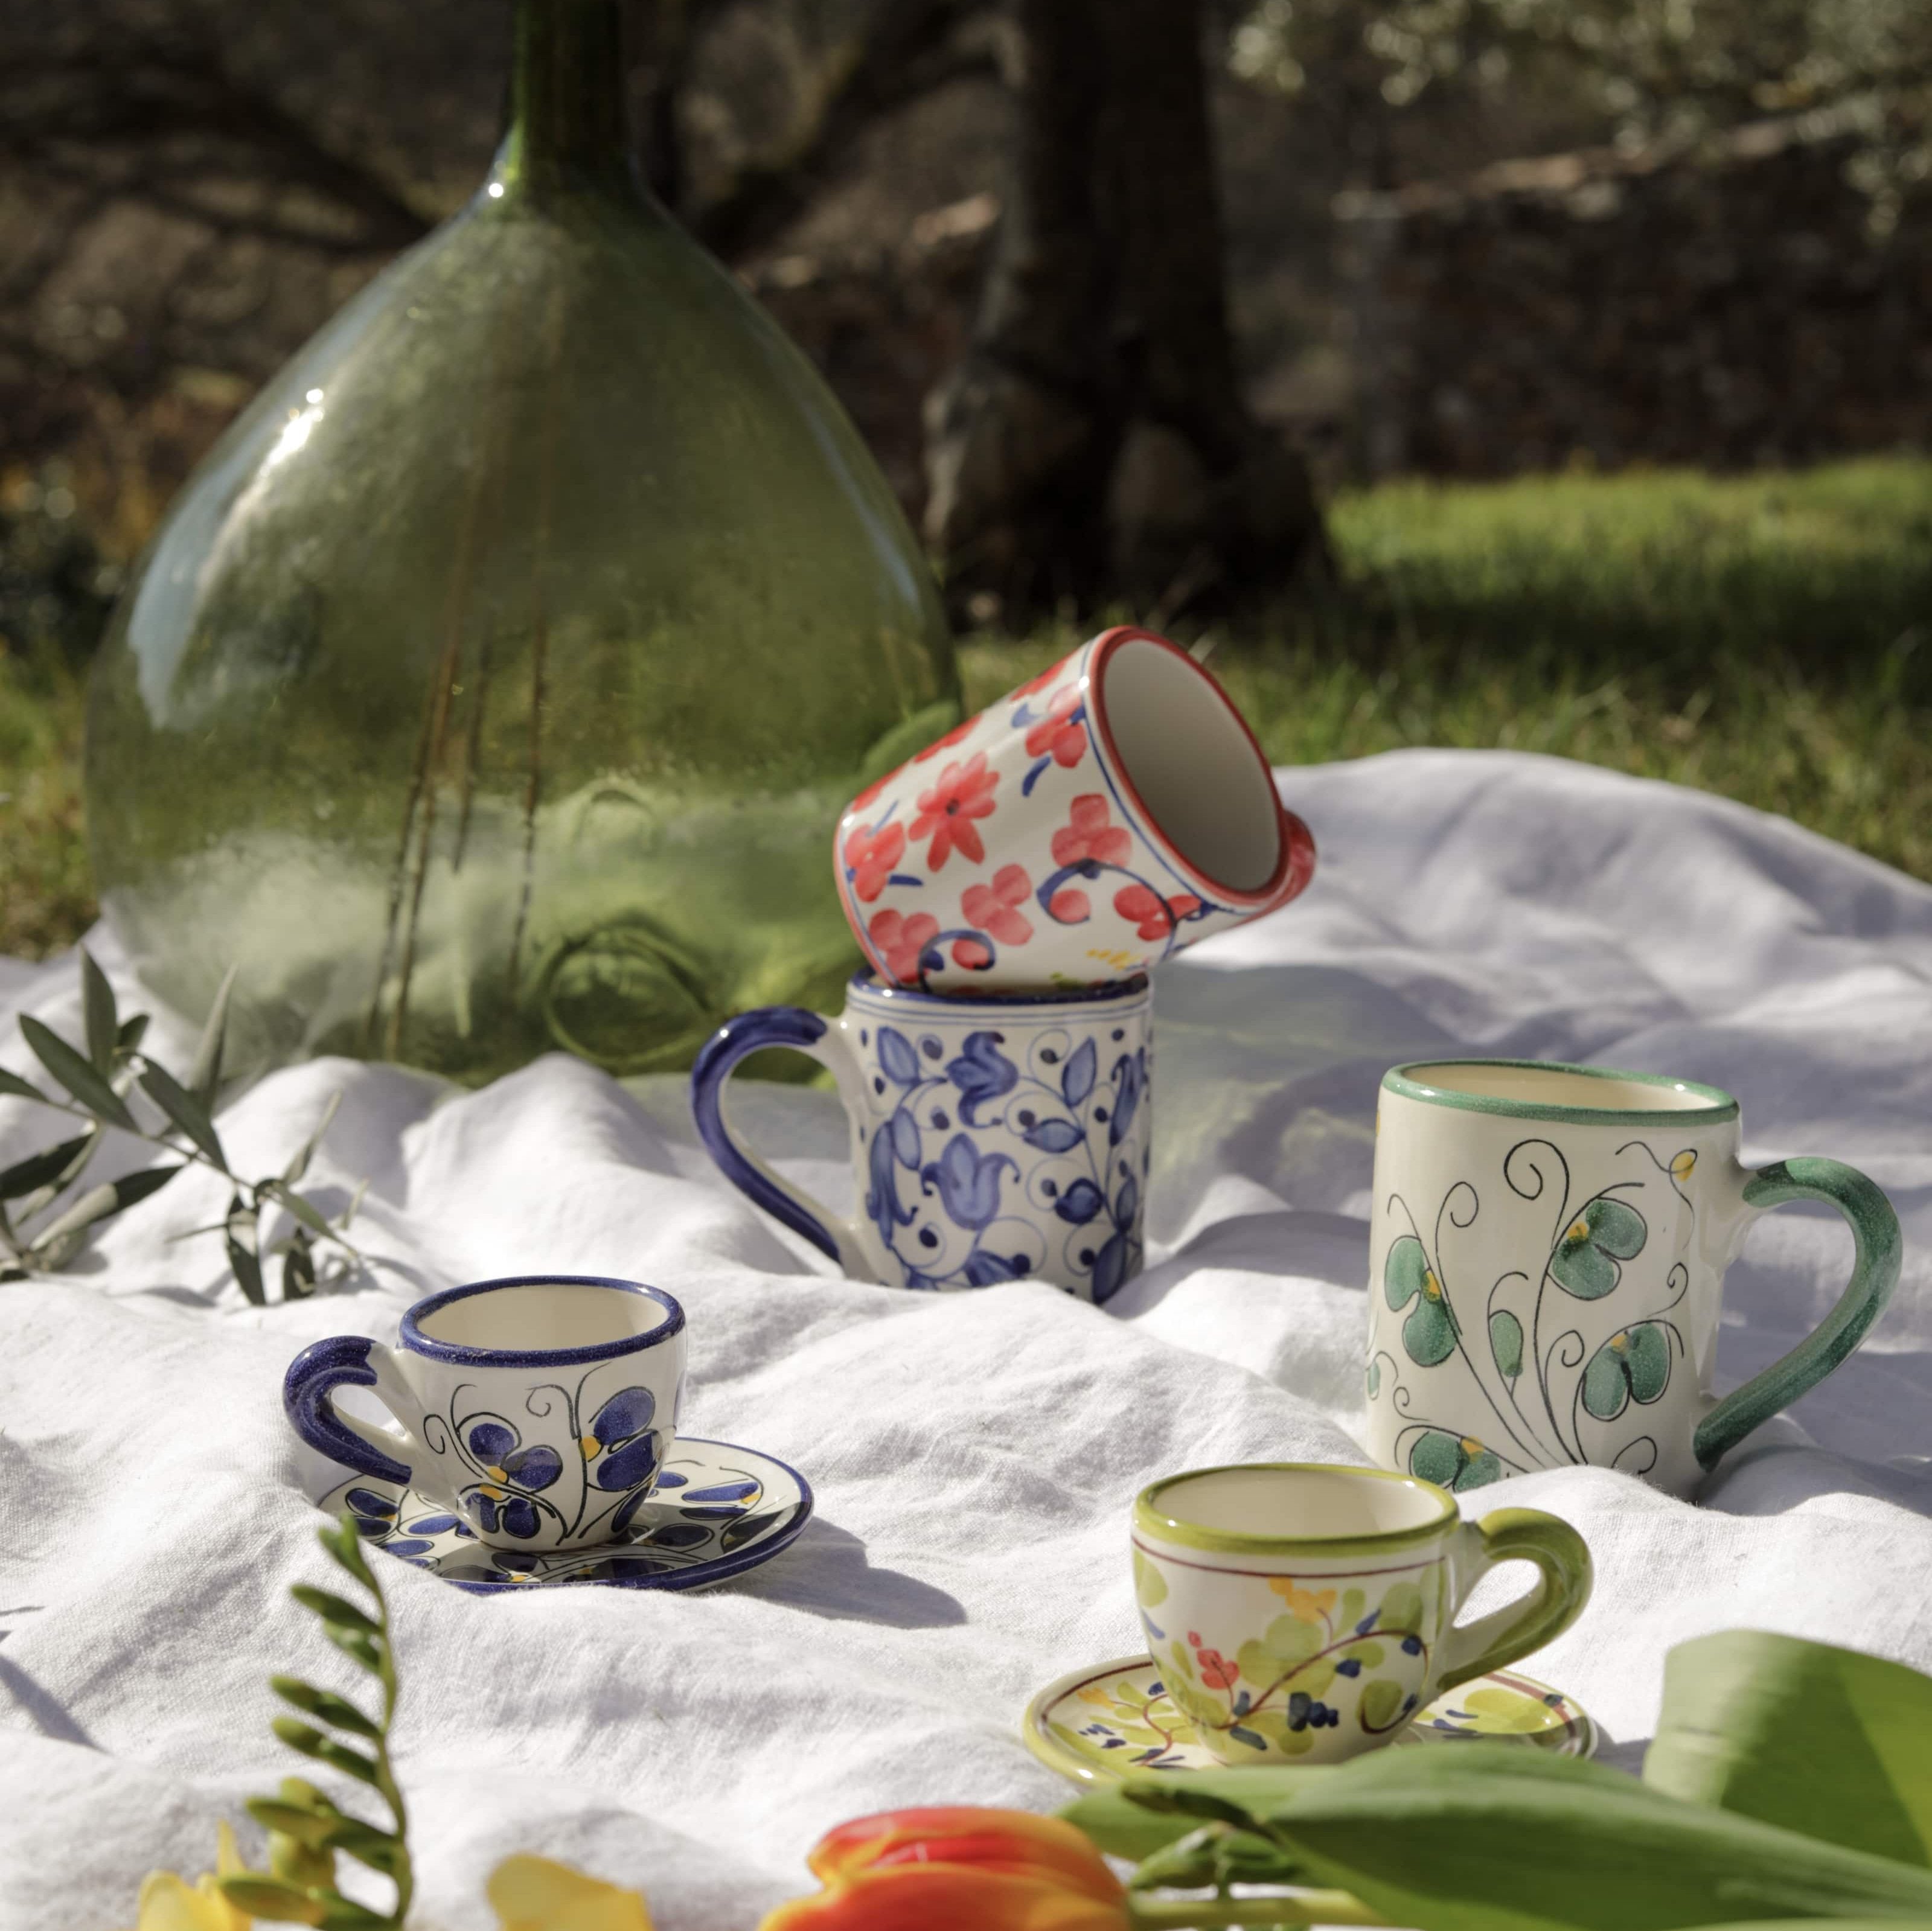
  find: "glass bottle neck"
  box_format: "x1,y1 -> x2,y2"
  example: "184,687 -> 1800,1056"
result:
493,0 -> 635,202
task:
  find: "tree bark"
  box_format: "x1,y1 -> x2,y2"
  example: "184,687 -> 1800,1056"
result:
923,0 -> 1325,620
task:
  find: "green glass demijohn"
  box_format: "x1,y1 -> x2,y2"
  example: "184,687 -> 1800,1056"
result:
85,0 -> 958,1083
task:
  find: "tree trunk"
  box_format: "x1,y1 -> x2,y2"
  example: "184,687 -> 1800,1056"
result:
923,0 -> 1326,621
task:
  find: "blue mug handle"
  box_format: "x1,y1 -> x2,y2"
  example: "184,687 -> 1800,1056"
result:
284,1334 -> 417,1484
690,1006 -> 872,1278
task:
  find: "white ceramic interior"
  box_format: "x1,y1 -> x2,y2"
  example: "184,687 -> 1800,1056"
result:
415,1283 -> 670,1352
1152,1465 -> 1450,1539
1404,1062 -> 1721,1112
1098,636 -> 1281,893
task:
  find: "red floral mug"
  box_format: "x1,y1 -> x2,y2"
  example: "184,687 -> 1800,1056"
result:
834,627 -> 1316,992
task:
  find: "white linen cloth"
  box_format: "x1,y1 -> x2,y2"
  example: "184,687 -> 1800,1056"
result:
1,747 -> 1928,1930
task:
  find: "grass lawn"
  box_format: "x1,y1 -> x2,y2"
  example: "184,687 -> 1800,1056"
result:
4,455 -> 1929,961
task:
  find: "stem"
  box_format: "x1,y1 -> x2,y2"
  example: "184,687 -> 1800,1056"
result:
371,1583 -> 412,1925
1129,1894 -> 1386,1927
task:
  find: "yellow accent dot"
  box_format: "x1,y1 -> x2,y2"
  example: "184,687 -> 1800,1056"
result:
1424,1269 -> 1441,1298
487,1466 -> 508,1483
481,1483 -> 506,1499
1567,1218 -> 1590,1243
581,1434 -> 600,1458
1460,1437 -> 1483,1455
1672,1151 -> 1697,1178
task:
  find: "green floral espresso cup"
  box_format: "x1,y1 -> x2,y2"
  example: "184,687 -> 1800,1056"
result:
1132,1463 -> 1591,1766
1364,1060 -> 1903,1496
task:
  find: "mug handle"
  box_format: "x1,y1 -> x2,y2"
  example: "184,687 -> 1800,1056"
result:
1436,1507 -> 1593,1693
1692,1157 -> 1902,1472
689,1006 -> 874,1279
283,1335 -> 422,1486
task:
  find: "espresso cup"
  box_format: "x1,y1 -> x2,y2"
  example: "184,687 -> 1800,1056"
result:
691,972 -> 1151,1301
284,1275 -> 686,1552
834,625 -> 1316,994
1364,1059 -> 1902,1497
1132,1462 -> 1591,1766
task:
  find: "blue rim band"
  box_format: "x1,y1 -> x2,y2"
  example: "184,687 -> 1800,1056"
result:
398,1275 -> 685,1368
690,1007 -> 841,1260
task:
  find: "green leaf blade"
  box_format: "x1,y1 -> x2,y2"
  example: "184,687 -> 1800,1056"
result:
290,1586 -> 382,1636
19,1015 -> 138,1131
0,1130 -> 98,1203
216,1875 -> 330,1926
226,1190 -> 264,1305
136,1058 -> 228,1170
0,1067 -> 48,1104
79,949 -> 118,1073
189,963 -> 238,1108
1645,1630 -> 1932,1869
271,1675 -> 381,1738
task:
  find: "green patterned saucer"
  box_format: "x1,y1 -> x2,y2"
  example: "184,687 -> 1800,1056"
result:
1025,1654 -> 1596,1786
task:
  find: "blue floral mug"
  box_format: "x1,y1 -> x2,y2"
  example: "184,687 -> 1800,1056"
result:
691,974 -> 1152,1301
284,1275 -> 686,1551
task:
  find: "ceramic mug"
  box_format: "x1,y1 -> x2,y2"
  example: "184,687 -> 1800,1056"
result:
1364,1060 -> 1902,1498
692,972 -> 1151,1300
284,1275 -> 686,1552
1133,1462 -> 1591,1766
834,626 -> 1316,994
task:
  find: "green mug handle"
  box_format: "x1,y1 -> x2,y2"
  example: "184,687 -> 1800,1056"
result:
1692,1157 -> 1902,1472
1438,1508 -> 1593,1693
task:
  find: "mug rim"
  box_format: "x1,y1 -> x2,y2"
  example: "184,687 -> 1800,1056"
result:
400,1274 -> 685,1368
845,968 -> 1150,1011
1086,626 -> 1298,907
1135,1461 -> 1458,1556
1384,1058 -> 1739,1128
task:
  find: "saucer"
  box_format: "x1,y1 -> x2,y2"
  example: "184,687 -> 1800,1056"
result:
1025,1654 -> 1596,1784
318,1437 -> 812,1594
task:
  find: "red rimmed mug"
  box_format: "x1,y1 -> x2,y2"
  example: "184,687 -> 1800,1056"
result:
835,626 -> 1316,993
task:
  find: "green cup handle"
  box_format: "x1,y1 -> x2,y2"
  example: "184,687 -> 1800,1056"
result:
1437,1507 -> 1593,1693
1692,1156 -> 1902,1472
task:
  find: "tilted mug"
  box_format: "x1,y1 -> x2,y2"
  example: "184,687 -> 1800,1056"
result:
1133,1462 -> 1591,1765
284,1275 -> 686,1551
691,972 -> 1151,1300
834,625 -> 1316,994
1364,1059 -> 1902,1497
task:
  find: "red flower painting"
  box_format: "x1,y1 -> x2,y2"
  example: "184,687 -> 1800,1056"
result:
1023,686 -> 1087,769
843,821 -> 906,904
868,909 -> 940,984
911,753 -> 999,870
1113,883 -> 1202,941
1051,794 -> 1131,870
961,865 -> 1034,947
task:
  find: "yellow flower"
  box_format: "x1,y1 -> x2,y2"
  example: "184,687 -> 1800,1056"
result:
489,1854 -> 653,1931
127,1824 -> 250,1931
1266,1578 -> 1336,1622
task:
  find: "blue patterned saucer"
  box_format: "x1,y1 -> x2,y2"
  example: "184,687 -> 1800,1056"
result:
318,1437 -> 812,1594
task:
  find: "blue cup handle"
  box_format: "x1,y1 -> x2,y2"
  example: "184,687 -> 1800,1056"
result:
284,1335 -> 420,1485
691,1006 -> 872,1278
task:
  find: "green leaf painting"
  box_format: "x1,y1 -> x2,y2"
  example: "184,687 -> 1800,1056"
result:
1549,1195 -> 1647,1299
1490,1307 -> 1524,1382
1581,1323 -> 1672,1420
1408,1428 -> 1503,1492
1385,1234 -> 1459,1365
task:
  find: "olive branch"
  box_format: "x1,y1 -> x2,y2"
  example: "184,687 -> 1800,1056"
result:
220,1518 -> 414,1929
0,949 -> 363,1300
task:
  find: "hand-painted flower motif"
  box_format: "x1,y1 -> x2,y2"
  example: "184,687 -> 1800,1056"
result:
842,820 -> 906,905
756,1808 -> 1130,1931
1023,686 -> 1087,768
961,865 -> 1033,947
1550,1196 -> 1647,1298
1407,1429 -> 1505,1491
923,1134 -> 1016,1231
1581,1323 -> 1673,1420
910,753 -> 999,870
1051,794 -> 1131,870
464,1417 -> 565,1538
867,908 -> 940,985
1113,882 -> 1204,942
1384,1234 -> 1459,1366
944,1031 -> 1019,1125
584,1385 -> 662,1493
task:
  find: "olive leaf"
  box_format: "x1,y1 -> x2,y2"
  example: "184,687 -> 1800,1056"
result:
80,946 -> 118,1074
220,1517 -> 413,1929
21,1013 -> 137,1131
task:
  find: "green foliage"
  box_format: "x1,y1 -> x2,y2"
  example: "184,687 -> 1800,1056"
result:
1066,1629 -> 1932,1930
220,1518 -> 414,1930
0,950 -> 361,1297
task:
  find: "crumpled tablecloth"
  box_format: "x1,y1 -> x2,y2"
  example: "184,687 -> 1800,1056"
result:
1,747 -> 1927,1930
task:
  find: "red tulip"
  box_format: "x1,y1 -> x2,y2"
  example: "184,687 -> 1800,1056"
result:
758,1807 -> 1130,1931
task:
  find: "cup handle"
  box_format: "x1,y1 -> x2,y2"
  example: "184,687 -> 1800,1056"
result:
1692,1157 -> 1902,1473
690,1006 -> 874,1279
283,1335 -> 422,1486
1436,1507 -> 1593,1693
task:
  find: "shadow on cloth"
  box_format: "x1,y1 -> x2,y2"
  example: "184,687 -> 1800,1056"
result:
732,1517 -> 965,1627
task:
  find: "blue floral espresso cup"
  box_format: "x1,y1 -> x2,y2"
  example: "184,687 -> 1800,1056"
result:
691,973 -> 1151,1300
284,1275 -> 686,1553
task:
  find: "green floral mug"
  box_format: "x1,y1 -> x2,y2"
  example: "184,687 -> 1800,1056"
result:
1364,1059 -> 1902,1496
1132,1462 -> 1591,1765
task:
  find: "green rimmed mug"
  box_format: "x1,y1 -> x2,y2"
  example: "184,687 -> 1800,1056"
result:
1364,1059 -> 1903,1497
1131,1462 -> 1591,1766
